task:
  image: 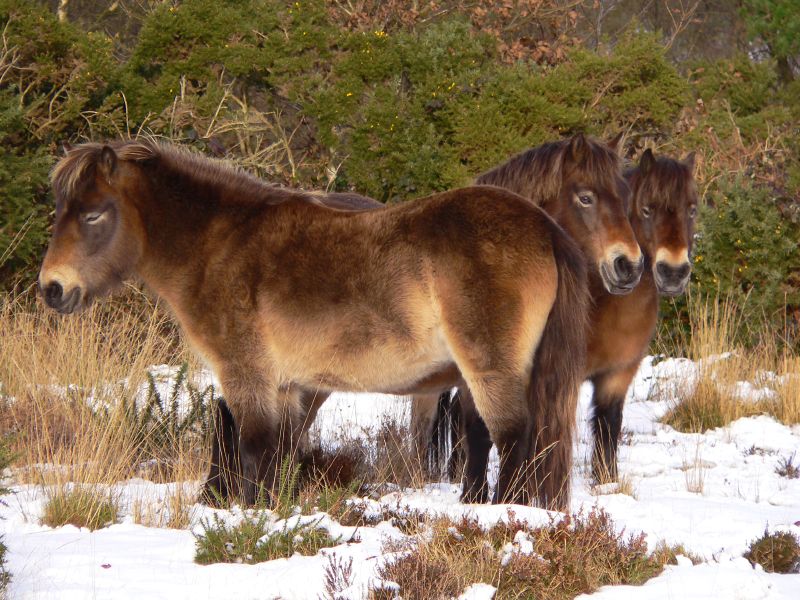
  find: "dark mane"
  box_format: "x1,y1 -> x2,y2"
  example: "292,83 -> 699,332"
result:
475,136 -> 623,206
51,138 -> 316,208
625,155 -> 695,211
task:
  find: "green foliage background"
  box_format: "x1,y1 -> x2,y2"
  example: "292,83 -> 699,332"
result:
1,0 -> 798,347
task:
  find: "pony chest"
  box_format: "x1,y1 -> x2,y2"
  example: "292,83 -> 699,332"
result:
587,291 -> 658,374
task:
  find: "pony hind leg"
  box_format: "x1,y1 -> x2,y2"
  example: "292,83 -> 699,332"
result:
461,373 -> 532,505
456,389 -> 493,503
590,364 -> 638,484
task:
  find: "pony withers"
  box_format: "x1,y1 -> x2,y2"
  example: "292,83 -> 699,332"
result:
208,133 -> 643,510
424,148 -> 698,496
39,138 -> 588,508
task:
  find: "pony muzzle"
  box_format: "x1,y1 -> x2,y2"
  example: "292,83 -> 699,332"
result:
653,248 -> 691,296
654,261 -> 691,296
39,266 -> 86,314
599,253 -> 643,295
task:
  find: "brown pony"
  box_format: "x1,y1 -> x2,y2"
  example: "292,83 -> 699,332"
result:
430,134 -> 644,505
208,133 -> 641,510
587,149 -> 697,481
39,138 -> 588,507
427,148 -> 698,497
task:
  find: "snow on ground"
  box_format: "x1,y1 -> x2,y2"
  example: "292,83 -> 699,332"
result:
1,356 -> 800,599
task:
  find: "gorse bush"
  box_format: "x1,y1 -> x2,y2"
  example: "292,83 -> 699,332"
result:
693,179 -> 800,337
194,512 -> 342,564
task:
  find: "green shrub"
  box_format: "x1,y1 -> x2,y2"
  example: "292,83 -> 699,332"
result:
744,529 -> 800,573
691,55 -> 777,116
194,512 -> 342,564
692,179 -> 800,335
0,0 -> 119,288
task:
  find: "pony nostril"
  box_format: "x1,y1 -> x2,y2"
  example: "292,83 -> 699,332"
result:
657,262 -> 691,283
614,255 -> 633,281
45,281 -> 63,303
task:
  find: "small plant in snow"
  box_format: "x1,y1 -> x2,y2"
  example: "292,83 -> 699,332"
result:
744,529 -> 800,573
125,363 -> 214,449
323,553 -> 354,600
775,453 -> 800,479
377,508 -> 668,599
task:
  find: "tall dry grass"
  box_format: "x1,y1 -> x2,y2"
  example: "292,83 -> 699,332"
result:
659,292 -> 800,432
0,288 -> 209,528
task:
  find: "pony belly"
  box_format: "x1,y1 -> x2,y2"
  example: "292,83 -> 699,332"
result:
273,326 -> 454,394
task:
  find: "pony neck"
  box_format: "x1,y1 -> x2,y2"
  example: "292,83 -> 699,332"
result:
130,160 -> 265,303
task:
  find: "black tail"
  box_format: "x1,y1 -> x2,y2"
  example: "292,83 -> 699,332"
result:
426,389 -> 462,479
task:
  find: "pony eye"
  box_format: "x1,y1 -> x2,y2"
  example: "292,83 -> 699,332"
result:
641,206 -> 652,218
83,211 -> 104,225
688,205 -> 697,218
576,193 -> 594,207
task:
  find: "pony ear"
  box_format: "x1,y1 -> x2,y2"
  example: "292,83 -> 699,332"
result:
98,145 -> 117,181
683,151 -> 696,172
569,133 -> 587,161
61,140 -> 73,155
639,148 -> 655,175
606,131 -> 624,155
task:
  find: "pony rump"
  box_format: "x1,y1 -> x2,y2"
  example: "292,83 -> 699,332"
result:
476,134 -> 623,208
528,224 -> 589,509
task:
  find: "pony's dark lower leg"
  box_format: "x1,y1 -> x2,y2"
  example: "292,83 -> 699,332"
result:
590,366 -> 636,484
221,382 -> 307,506
467,377 -> 531,505
457,391 -> 492,503
201,398 -> 241,505
446,389 -> 464,481
590,398 -> 623,483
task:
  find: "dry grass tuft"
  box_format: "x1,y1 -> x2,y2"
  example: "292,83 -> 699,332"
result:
650,540 -> 704,566
41,486 -> 119,530
377,509 -> 669,599
0,292 -> 210,529
660,293 -> 800,432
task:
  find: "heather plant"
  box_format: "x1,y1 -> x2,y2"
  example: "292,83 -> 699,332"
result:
744,529 -> 800,573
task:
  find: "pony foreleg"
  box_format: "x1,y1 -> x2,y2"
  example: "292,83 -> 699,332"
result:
201,388 -> 328,507
201,397 -> 240,506
221,379 -> 307,506
590,364 -> 637,484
